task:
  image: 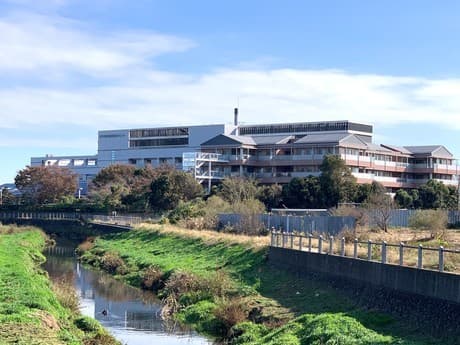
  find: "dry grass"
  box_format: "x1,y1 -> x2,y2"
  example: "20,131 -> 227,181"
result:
283,227 -> 460,273
52,276 -> 80,313
136,223 -> 270,249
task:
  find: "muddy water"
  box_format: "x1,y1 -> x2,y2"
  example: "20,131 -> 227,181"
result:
43,245 -> 212,345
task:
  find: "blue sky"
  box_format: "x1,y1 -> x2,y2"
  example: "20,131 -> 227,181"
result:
1,0 -> 460,183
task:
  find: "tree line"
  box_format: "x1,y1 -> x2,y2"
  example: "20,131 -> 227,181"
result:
5,155 -> 458,213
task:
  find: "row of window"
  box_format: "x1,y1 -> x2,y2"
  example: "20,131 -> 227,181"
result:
43,159 -> 97,167
129,127 -> 189,138
128,157 -> 183,165
239,121 -> 353,135
129,137 -> 189,147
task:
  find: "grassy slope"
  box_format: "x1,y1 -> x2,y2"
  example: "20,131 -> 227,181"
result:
80,224 -> 451,345
0,226 -> 118,345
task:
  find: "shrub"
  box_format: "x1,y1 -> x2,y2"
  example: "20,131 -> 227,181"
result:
213,297 -> 249,336
231,321 -> 269,344
409,209 -> 448,239
100,252 -> 125,274
76,237 -> 95,255
141,265 -> 164,291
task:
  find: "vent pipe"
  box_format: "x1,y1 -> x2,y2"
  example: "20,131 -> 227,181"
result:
234,108 -> 239,135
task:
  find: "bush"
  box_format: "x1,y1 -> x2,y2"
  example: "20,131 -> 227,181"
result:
409,209 -> 448,239
213,298 -> 249,336
100,252 -> 125,274
141,265 -> 164,291
231,321 -> 269,344
76,237 -> 95,255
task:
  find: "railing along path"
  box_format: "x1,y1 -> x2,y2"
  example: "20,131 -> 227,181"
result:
270,230 -> 460,273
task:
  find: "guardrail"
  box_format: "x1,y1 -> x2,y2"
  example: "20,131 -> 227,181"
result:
270,231 -> 460,273
85,215 -> 144,227
0,212 -> 147,228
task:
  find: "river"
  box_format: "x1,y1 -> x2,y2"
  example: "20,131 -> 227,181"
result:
43,244 -> 213,345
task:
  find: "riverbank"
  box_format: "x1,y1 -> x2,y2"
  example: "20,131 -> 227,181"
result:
78,224 -> 457,344
0,225 -> 119,345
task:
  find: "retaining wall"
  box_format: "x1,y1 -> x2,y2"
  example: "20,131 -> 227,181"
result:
269,246 -> 460,304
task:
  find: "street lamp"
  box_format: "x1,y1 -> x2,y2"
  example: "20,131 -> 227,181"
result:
78,188 -> 83,199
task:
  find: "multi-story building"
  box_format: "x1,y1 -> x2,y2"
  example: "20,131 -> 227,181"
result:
31,124 -> 236,193
31,116 -> 458,193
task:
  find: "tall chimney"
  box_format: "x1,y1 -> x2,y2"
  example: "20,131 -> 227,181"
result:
234,108 -> 239,135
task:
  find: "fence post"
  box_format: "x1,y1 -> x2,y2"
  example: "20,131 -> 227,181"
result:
270,230 -> 275,247
340,237 -> 345,256
439,246 -> 444,272
353,238 -> 358,259
367,240 -> 372,261
282,232 -> 286,248
299,235 -> 303,251
276,231 -> 281,247
381,241 -> 387,264
318,235 -> 323,254
417,244 -> 423,269
290,233 -> 294,249
329,236 -> 334,254
308,233 -> 312,252
399,242 -> 404,266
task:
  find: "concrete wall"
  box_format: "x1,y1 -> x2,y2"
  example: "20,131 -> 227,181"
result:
269,246 -> 460,304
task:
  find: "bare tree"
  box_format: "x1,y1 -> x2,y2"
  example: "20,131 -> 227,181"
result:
366,191 -> 394,232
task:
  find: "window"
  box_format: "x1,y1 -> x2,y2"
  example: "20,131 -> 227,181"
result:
129,137 -> 188,147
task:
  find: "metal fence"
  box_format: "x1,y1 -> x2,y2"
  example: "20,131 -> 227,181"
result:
368,209 -> 460,228
0,211 -> 78,220
218,213 -> 356,235
0,212 -> 146,228
85,214 -> 144,227
270,231 -> 460,273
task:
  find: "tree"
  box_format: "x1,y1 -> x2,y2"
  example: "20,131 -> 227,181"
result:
15,166 -> 77,205
256,184 -> 282,210
217,177 -> 259,204
281,176 -> 322,208
419,179 -> 449,209
149,169 -> 203,211
90,164 -> 158,211
0,188 -> 17,206
355,183 -> 373,204
394,189 -> 413,209
319,155 -> 357,207
365,185 -> 394,232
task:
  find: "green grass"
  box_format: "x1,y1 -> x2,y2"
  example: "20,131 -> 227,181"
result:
79,224 -> 456,344
0,225 -> 119,345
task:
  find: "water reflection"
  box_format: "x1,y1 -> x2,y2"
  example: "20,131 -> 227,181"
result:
44,246 -> 212,345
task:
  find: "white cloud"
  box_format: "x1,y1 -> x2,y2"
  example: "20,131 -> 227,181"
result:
2,68 -> 460,132
1,7 -> 460,139
0,11 -> 194,75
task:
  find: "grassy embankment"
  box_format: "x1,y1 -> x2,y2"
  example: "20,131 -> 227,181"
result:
0,225 -> 119,345
78,224 -> 456,345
